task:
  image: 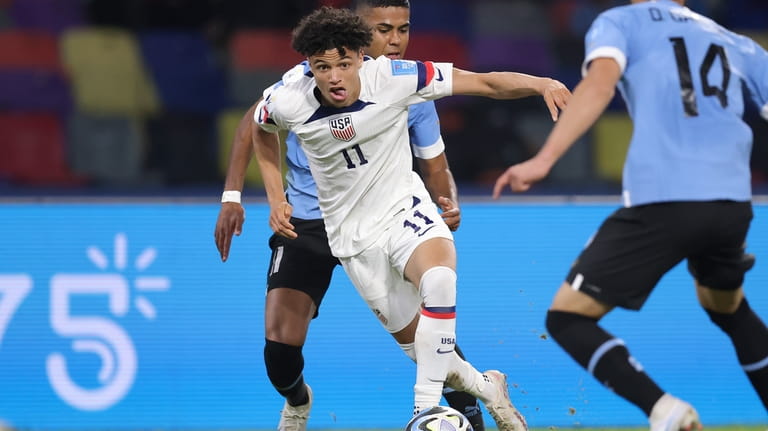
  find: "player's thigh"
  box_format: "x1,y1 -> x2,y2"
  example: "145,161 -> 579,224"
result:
403,237 -> 456,287
687,201 -> 754,301
340,244 -> 421,334
565,205 -> 687,310
265,288 -> 316,345
266,217 -> 339,317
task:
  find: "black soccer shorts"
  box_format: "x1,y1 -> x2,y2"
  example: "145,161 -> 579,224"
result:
565,200 -> 755,310
266,217 -> 340,317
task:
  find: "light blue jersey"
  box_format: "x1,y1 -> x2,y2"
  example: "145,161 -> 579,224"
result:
282,82 -> 445,220
584,0 -> 768,206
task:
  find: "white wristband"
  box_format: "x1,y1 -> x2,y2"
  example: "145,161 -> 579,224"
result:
221,190 -> 241,204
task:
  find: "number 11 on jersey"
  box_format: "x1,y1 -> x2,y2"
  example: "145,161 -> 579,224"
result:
340,144 -> 368,169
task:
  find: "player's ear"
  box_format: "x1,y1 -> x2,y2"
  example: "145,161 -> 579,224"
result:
358,48 -> 365,65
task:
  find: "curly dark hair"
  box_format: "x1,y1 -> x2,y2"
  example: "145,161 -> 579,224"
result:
352,0 -> 410,9
291,6 -> 373,57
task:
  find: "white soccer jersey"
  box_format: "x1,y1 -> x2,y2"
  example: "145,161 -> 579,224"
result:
255,56 -> 454,257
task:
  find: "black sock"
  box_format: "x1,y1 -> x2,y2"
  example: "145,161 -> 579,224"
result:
705,298 -> 768,409
443,345 -> 485,431
264,339 -> 309,406
546,310 -> 664,415
444,390 -> 484,431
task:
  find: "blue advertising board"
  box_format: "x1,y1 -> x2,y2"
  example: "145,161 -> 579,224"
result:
0,202 -> 766,429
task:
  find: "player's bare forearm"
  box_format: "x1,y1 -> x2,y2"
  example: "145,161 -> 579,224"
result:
536,58 -> 619,167
452,68 -> 571,121
418,155 -> 458,204
486,72 -> 549,99
215,103 -> 259,262
417,154 -> 461,231
223,102 -> 259,192
454,69 -> 551,98
252,124 -> 297,239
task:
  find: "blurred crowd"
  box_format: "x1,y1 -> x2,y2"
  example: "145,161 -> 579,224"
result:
0,0 -> 766,196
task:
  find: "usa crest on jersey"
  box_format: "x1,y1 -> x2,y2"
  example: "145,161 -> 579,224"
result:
329,115 -> 356,141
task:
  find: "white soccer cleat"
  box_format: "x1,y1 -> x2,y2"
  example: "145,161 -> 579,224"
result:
481,370 -> 528,431
277,384 -> 312,431
649,393 -> 702,431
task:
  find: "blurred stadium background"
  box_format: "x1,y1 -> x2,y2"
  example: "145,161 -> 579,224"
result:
0,0 -> 766,196
1,1 -> 767,430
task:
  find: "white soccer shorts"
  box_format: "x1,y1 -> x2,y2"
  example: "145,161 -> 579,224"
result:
340,196 -> 453,333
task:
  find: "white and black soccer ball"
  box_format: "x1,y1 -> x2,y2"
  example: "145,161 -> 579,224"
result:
405,406 -> 473,431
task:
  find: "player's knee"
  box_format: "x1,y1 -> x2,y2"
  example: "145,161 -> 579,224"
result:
546,310 -> 567,340
419,266 -> 456,307
264,339 -> 304,388
546,310 -> 615,371
705,297 -> 751,331
265,326 -> 307,346
546,309 -> 592,342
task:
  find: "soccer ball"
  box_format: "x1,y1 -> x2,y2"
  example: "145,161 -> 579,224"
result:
405,406 -> 473,431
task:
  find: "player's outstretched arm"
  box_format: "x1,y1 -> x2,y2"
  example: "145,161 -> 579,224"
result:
492,57 -> 621,198
417,154 -> 460,231
251,111 -> 296,240
214,102 -> 258,262
452,68 -> 571,121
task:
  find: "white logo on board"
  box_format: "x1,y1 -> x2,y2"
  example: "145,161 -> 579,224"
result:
0,233 -> 170,411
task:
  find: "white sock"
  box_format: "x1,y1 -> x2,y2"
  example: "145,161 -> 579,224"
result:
414,313 -> 454,412
445,352 -> 495,403
413,266 -> 457,413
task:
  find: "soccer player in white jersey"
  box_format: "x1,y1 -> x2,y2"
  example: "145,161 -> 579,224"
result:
493,0 -> 768,428
251,6 -> 569,429
215,1 -> 487,430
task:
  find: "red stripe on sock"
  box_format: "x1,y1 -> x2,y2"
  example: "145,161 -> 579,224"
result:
421,309 -> 456,319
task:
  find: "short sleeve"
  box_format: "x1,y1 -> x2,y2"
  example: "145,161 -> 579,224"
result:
582,11 -> 629,77
408,101 -> 444,159
371,57 -> 453,108
254,93 -> 281,133
253,61 -> 311,133
412,61 -> 453,104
